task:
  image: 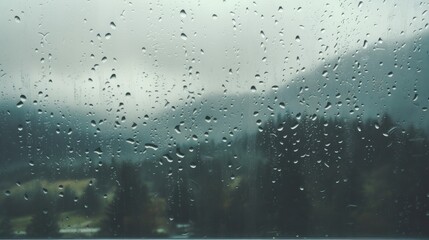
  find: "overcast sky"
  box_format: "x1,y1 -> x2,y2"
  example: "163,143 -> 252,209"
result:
0,0 -> 428,115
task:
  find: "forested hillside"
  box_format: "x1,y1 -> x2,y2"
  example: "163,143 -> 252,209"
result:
1,113 -> 428,238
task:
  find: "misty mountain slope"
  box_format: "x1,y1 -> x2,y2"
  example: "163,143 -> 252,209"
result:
1,33 -> 428,168
281,37 -> 429,128
146,33 -> 429,151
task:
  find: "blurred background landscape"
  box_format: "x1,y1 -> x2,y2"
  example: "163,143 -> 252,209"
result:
0,0 -> 428,238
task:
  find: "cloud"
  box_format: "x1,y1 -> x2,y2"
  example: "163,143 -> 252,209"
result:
0,0 -> 427,115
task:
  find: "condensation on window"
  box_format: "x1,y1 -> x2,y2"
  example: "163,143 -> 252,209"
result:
0,0 -> 428,238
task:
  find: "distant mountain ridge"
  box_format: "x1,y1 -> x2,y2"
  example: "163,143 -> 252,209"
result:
0,33 -> 428,168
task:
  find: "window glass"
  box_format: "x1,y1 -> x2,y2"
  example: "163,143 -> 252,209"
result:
0,0 -> 428,238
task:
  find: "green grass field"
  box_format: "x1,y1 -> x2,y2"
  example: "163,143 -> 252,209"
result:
2,178 -> 111,236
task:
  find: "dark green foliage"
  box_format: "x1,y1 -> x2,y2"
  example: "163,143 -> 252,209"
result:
191,159 -> 225,236
56,186 -> 77,212
158,113 -> 429,237
26,210 -> 60,238
80,185 -> 101,216
25,191 -> 60,238
0,113 -> 428,238
98,161 -> 156,237
168,177 -> 191,224
0,217 -> 13,238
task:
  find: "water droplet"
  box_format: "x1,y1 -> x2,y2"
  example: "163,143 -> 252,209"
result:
94,147 -> 103,155
190,162 -> 197,169
126,138 -> 135,144
180,9 -> 187,18
110,21 -> 116,29
105,33 -> 111,39
250,85 -> 257,92
212,14 -> 218,19
291,123 -> 299,130
4,190 -> 11,196
295,35 -> 301,42
358,1 -> 363,8
322,70 -> 328,77
325,102 -> 332,110
387,71 -> 393,77
14,16 -> 20,23
162,154 -> 173,163
174,125 -> 181,133
176,150 -> 185,158
16,101 -> 24,108
145,143 -> 158,151
180,33 -> 188,40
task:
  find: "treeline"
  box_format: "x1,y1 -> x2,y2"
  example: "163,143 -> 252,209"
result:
0,180 -> 103,237
0,113 -> 428,238
157,113 -> 429,237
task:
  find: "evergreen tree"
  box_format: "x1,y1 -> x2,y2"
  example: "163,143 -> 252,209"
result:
26,187 -> 60,238
25,191 -> 60,238
56,186 -> 77,212
168,177 -> 191,224
80,185 -> 101,216
26,210 -> 60,238
99,161 -> 156,237
0,217 -> 13,238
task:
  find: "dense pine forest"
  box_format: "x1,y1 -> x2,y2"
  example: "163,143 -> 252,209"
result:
0,113 -> 428,238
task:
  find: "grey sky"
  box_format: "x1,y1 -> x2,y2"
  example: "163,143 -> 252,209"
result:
0,0 -> 427,116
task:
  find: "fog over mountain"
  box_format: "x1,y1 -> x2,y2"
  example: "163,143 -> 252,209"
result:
1,32 -> 428,168
1,0 -> 427,105
1,0 -> 429,168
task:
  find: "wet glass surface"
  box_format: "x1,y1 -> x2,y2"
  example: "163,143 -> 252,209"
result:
0,0 -> 429,238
